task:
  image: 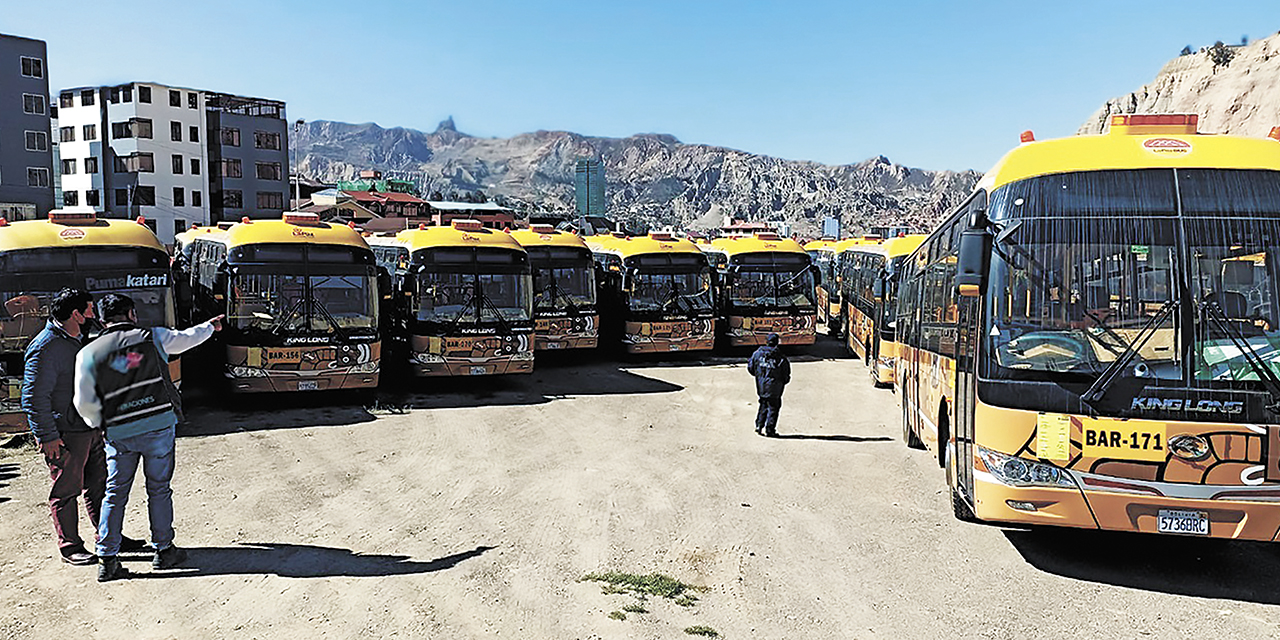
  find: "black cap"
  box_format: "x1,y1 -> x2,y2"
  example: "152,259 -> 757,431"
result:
766,333 -> 780,346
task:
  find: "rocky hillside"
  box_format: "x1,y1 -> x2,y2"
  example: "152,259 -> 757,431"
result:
1079,32 -> 1280,136
294,118 -> 980,236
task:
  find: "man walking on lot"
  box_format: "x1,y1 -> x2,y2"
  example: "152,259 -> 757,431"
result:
747,332 -> 791,437
22,289 -> 147,565
73,293 -> 222,581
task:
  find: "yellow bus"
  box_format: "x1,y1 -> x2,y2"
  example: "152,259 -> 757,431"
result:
188,212 -> 382,392
820,237 -> 877,337
1,209 -> 177,429
510,224 -> 598,351
898,114 -> 1280,540
587,231 -> 716,354
370,219 -> 534,376
712,234 -> 818,347
841,234 -> 924,386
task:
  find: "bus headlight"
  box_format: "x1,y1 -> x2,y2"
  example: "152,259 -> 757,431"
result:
228,366 -> 268,378
414,352 -> 446,364
512,350 -> 535,361
349,361 -> 380,374
977,446 -> 1076,488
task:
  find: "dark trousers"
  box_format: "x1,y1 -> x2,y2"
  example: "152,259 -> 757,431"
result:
756,396 -> 782,435
46,429 -> 106,555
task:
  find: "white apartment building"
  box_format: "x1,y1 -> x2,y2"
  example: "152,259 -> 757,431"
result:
56,82 -> 289,244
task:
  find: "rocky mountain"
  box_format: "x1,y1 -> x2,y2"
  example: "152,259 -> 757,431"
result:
1079,32 -> 1280,136
294,118 -> 980,236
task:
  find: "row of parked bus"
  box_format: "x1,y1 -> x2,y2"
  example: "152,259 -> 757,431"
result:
832,114 -> 1280,544
0,212 -> 824,418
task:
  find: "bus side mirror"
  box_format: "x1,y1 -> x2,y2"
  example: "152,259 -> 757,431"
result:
213,265 -> 229,301
956,229 -> 991,298
377,267 -> 393,300
872,276 -> 885,299
810,264 -> 823,287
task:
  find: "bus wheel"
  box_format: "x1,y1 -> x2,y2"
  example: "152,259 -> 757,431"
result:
902,398 -> 924,450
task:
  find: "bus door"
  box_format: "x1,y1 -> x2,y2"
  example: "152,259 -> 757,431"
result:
952,293 -> 980,508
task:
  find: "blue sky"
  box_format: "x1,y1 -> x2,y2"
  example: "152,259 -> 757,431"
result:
9,1 -> 1276,171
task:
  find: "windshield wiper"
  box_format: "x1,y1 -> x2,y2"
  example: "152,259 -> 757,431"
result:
309,296 -> 351,342
476,289 -> 515,335
268,297 -> 307,335
1081,298 -> 1178,405
1199,299 -> 1280,413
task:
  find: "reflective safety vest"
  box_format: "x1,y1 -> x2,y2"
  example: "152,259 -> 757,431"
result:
88,325 -> 182,434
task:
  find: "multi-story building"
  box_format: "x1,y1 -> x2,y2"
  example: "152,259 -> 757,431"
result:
0,33 -> 54,220
574,158 -> 606,218
55,82 -> 288,243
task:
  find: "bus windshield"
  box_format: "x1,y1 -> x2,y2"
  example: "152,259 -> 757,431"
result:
230,273 -> 377,336
533,266 -> 596,312
416,272 -> 531,325
985,169 -> 1280,389
728,268 -> 816,310
628,270 -> 714,314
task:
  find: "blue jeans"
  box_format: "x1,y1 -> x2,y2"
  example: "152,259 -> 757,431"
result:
97,425 -> 176,557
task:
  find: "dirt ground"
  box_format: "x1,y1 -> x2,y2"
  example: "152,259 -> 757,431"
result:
4,338 -> 1280,639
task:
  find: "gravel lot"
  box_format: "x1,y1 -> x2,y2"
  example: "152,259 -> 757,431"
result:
3,337 -> 1280,639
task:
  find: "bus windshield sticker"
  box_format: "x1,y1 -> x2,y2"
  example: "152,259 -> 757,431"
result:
1035,413 -> 1071,462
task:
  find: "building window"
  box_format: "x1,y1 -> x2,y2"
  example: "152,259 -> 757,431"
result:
111,118 -> 153,140
219,158 -> 242,178
138,86 -> 151,103
114,153 -> 155,173
64,191 -> 79,207
27,168 -> 49,187
114,189 -> 128,206
174,220 -> 187,236
256,192 -> 285,210
190,158 -> 201,175
192,190 -> 202,207
60,159 -> 76,175
171,121 -> 182,142
219,127 -> 240,147
24,131 -> 48,151
20,57 -> 44,78
85,157 -> 99,174
189,125 -> 199,143
188,93 -> 198,109
134,186 -> 155,206
109,88 -> 119,104
172,154 -> 183,174
60,126 -> 75,143
83,124 -> 96,141
81,90 -> 95,106
254,131 -> 282,150
59,93 -> 73,108
256,162 -> 282,181
173,187 -> 185,207
86,189 -> 100,207
22,94 -> 46,115
121,86 -> 132,102
222,190 -> 243,208
169,90 -> 181,107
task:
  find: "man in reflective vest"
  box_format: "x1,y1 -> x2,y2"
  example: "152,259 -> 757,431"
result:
72,293 -> 222,581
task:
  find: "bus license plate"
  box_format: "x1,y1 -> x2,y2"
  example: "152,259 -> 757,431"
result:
669,344 -> 682,351
469,366 -> 487,375
297,380 -> 318,391
1157,509 -> 1208,536
546,342 -> 563,349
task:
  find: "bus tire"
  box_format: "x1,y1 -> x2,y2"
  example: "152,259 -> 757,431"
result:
937,408 -> 949,469
902,397 -> 924,450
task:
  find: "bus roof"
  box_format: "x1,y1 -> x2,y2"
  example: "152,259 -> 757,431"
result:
216,214 -> 371,251
883,234 -> 927,258
585,232 -> 703,258
803,239 -> 838,252
978,114 -> 1280,192
711,235 -> 807,257
388,221 -> 525,253
509,226 -> 589,251
0,213 -> 165,253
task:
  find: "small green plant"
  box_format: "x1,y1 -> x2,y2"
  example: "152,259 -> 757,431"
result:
608,611 -> 627,621
622,603 -> 648,614
581,570 -> 711,622
675,595 -> 698,607
685,626 -> 719,637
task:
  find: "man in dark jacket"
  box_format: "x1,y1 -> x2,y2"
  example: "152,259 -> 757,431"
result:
747,333 -> 791,437
21,289 -> 144,565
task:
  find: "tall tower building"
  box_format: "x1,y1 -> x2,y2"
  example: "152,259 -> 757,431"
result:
54,81 -> 288,243
0,33 -> 53,220
574,158 -> 605,217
